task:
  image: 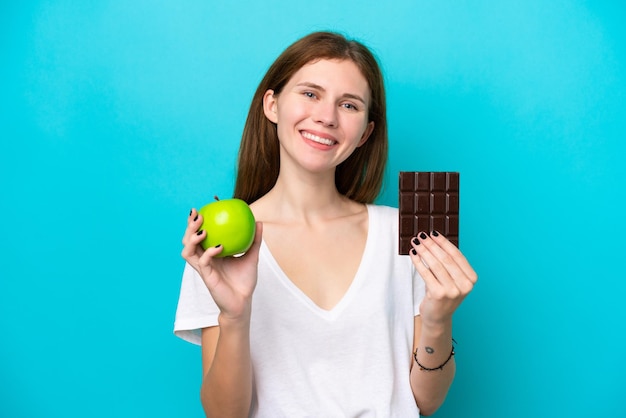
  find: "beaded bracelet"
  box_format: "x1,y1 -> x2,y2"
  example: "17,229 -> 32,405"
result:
413,340 -> 456,371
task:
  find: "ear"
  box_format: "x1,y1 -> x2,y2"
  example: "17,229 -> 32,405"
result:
263,89 -> 278,123
357,121 -> 375,147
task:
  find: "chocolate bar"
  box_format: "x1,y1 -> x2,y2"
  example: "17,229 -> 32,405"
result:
399,172 -> 459,255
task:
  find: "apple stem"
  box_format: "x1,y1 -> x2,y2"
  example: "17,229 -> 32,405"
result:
214,195 -> 220,201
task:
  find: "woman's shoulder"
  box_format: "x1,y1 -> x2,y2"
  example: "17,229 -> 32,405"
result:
367,203 -> 398,219
366,204 -> 399,235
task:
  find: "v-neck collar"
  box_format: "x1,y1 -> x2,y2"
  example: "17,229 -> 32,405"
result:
260,204 -> 377,321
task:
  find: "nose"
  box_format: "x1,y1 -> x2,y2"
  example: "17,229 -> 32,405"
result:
313,101 -> 337,128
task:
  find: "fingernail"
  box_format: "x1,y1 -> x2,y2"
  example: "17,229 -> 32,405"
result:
420,232 -> 427,240
412,237 -> 420,246
215,244 -> 222,248
196,230 -> 203,236
411,248 -> 417,255
189,209 -> 192,216
432,230 -> 440,237
193,215 -> 198,222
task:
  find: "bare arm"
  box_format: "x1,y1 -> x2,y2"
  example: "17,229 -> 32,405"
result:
200,320 -> 252,418
408,231 -> 477,415
181,209 -> 263,418
410,316 -> 455,416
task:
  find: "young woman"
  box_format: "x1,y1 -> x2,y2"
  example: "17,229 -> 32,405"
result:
175,31 -> 477,417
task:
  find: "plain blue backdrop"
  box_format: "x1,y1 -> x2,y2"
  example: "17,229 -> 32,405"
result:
1,1 -> 624,417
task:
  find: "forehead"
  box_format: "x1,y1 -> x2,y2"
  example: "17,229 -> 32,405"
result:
288,59 -> 371,100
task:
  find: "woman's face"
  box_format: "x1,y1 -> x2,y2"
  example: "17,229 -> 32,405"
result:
263,59 -> 374,175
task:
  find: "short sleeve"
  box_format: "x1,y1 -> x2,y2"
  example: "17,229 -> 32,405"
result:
173,262 -> 220,345
412,263 -> 426,317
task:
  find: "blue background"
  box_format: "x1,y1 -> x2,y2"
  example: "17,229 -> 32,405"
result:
1,1 -> 624,417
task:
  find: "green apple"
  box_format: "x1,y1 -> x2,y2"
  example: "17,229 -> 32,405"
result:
198,196 -> 256,257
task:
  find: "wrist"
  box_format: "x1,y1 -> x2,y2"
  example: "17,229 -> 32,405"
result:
217,310 -> 252,331
419,317 -> 452,338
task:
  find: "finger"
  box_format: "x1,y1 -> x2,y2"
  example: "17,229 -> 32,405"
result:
182,209 -> 203,243
187,207 -> 200,226
429,231 -> 478,285
409,246 -> 433,277
181,207 -> 208,260
409,241 -> 445,294
411,234 -> 458,289
414,233 -> 474,296
181,228 -> 207,261
196,244 -> 224,290
198,243 -> 224,265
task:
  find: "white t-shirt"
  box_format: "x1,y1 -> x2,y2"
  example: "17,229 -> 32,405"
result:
174,204 -> 425,417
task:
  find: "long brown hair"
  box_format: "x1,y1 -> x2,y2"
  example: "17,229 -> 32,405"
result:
233,31 -> 388,204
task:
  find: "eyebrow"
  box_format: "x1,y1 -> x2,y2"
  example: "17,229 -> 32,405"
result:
295,82 -> 368,105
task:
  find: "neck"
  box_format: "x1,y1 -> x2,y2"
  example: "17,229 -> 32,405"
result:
259,169 -> 359,223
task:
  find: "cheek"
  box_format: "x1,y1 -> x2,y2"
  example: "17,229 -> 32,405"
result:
348,117 -> 371,138
277,103 -> 310,128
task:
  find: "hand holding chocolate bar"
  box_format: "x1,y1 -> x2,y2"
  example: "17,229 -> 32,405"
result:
399,171 -> 477,326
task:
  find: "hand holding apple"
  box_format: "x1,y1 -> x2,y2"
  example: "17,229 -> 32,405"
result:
198,196 -> 256,257
181,203 -> 262,321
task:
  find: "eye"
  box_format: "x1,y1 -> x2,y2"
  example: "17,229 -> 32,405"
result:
341,102 -> 359,111
303,91 -> 317,99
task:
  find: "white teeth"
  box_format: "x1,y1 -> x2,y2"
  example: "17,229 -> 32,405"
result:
302,131 -> 335,146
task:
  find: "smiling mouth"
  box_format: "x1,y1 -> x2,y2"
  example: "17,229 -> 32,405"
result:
301,131 -> 337,146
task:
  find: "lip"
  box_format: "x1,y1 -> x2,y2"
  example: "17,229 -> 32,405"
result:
300,130 -> 337,148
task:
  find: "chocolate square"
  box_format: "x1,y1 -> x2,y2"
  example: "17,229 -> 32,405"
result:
399,172 -> 459,255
